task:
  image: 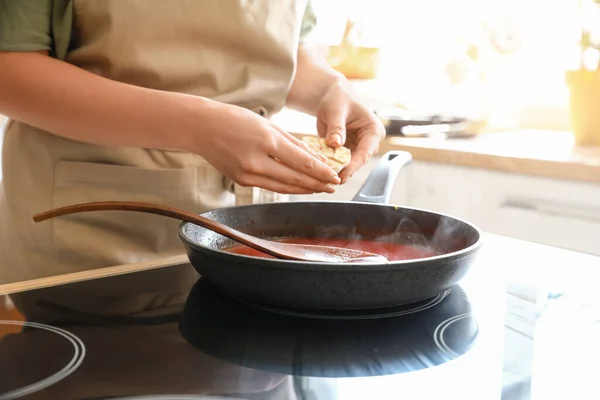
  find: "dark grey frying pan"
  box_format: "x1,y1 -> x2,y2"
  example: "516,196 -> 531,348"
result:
179,151 -> 484,310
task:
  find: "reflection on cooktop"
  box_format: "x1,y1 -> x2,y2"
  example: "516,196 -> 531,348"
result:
179,279 -> 479,378
234,289 -> 451,320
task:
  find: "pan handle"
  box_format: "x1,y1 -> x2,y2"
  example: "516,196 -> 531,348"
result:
351,151 -> 412,205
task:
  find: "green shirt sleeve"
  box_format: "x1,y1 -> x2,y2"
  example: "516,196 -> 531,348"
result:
0,0 -> 72,59
299,0 -> 317,44
0,0 -> 53,51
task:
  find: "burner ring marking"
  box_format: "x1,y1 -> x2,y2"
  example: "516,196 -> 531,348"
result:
433,313 -> 475,359
0,320 -> 86,400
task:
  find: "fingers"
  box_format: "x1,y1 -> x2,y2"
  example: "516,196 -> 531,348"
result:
339,126 -> 385,184
230,127 -> 341,193
269,134 -> 341,185
318,102 -> 348,148
279,130 -> 328,164
235,173 -> 327,195
259,157 -> 337,193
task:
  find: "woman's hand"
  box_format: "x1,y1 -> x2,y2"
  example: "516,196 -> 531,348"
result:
195,103 -> 341,195
316,82 -> 386,184
285,46 -> 386,185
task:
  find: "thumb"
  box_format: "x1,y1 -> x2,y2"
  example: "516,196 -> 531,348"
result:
321,103 -> 348,148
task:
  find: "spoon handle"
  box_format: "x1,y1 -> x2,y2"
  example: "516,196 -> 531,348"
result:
32,201 -> 277,257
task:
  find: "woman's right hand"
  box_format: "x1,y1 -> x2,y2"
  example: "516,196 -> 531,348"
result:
194,103 -> 341,195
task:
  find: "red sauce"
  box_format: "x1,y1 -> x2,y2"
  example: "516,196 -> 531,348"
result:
224,238 -> 437,261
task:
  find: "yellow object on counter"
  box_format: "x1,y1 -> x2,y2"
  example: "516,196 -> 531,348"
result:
566,70 -> 600,146
327,45 -> 381,80
325,17 -> 381,80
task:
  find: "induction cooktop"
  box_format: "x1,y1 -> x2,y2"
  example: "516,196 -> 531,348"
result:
0,261 -> 502,400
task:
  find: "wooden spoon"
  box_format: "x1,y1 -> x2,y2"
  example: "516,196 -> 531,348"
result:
32,201 -> 388,264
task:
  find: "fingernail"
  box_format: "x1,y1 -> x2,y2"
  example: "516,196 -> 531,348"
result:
329,133 -> 342,147
325,184 -> 336,193
330,174 -> 341,184
341,174 -> 352,184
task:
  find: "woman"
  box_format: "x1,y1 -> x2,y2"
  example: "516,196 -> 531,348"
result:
0,1 -> 384,321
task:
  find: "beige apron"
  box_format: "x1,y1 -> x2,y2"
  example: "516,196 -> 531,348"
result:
0,0 -> 306,321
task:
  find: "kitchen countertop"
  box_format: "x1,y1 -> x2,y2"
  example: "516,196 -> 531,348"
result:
273,109 -> 600,185
1,233 -> 599,399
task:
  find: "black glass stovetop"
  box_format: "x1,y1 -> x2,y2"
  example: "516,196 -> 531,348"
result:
0,259 -> 505,400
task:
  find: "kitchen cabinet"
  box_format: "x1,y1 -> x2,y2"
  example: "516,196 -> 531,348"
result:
405,161 -> 600,256
291,157 -> 600,256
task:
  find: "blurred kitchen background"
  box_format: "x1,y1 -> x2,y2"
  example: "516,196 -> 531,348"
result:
0,4 -> 599,398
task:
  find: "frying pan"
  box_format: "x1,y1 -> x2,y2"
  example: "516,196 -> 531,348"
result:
179,151 -> 484,310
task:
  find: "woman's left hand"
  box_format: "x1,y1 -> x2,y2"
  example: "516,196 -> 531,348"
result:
316,82 -> 386,184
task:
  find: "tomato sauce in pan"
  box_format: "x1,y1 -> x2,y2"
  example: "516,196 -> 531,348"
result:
224,238 -> 437,261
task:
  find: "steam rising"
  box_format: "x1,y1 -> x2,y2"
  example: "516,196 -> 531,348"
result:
428,216 -> 467,254
309,213 -> 468,258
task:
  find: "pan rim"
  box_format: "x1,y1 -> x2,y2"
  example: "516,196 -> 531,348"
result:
177,201 -> 485,270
